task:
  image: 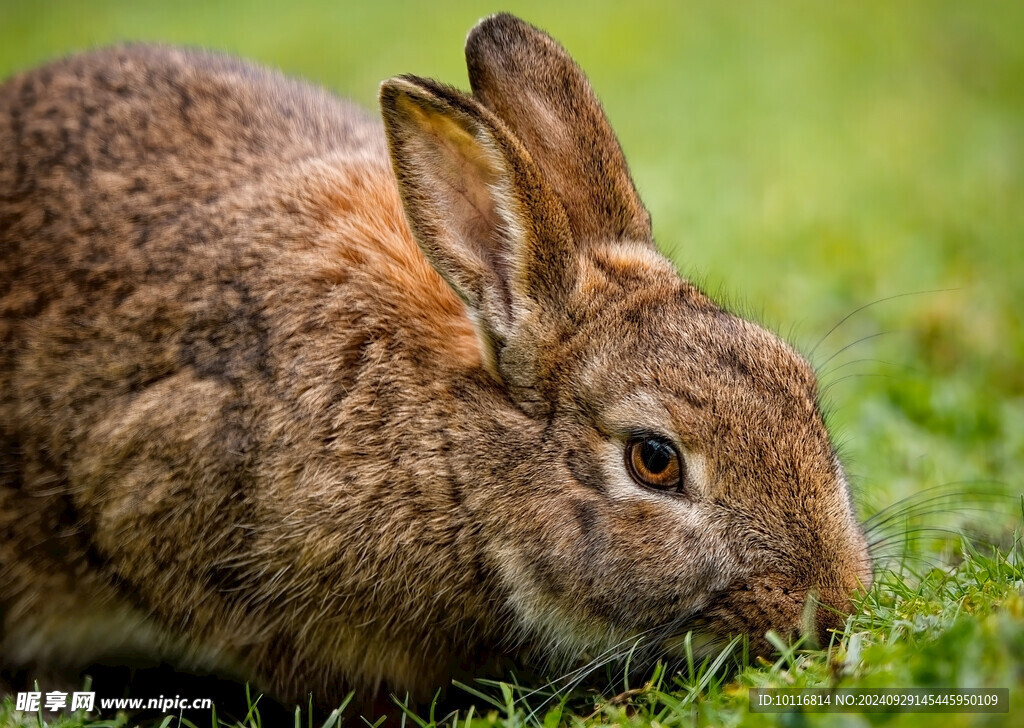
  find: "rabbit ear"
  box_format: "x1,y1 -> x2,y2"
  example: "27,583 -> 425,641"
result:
379,75 -> 575,363
466,13 -> 652,244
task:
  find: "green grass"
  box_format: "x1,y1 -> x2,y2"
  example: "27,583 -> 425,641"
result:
2,0 -> 1023,726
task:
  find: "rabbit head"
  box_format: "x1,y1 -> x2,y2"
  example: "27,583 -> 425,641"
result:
379,14 -> 872,666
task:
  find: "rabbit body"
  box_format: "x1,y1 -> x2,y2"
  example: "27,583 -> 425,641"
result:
1,16 -> 871,710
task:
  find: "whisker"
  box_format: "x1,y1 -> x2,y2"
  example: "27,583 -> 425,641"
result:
872,553 -> 948,571
865,497 -> 1015,539
864,481 -> 1014,527
869,527 -> 985,553
879,553 -> 949,572
808,288 -> 957,359
866,503 -> 1016,539
819,372 -> 894,396
815,331 -> 894,371
509,627 -> 663,715
817,357 -> 912,381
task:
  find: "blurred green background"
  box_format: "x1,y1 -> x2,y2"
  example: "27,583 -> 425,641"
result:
1,0 -> 1021,524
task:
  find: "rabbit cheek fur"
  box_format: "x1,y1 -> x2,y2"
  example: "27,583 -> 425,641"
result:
0,12 -> 871,709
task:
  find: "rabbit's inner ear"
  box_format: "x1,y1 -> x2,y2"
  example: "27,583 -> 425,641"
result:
381,79 -> 525,335
402,104 -> 513,288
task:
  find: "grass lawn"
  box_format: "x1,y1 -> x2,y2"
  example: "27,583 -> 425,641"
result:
1,0 -> 1022,726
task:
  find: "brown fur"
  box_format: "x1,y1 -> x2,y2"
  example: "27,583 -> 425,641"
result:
1,15 -> 871,713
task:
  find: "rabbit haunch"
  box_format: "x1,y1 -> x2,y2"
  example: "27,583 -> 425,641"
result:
0,13 -> 871,711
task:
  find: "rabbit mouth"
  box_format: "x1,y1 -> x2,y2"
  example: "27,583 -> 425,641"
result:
662,577 -> 861,657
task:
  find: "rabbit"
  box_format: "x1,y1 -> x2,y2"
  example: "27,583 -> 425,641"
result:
0,12 -> 872,714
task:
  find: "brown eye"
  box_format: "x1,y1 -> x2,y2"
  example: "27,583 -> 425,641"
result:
625,436 -> 684,492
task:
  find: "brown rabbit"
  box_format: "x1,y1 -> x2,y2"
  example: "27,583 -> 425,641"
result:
0,13 -> 871,713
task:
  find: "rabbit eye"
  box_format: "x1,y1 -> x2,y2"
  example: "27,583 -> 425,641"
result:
625,436 -> 684,492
